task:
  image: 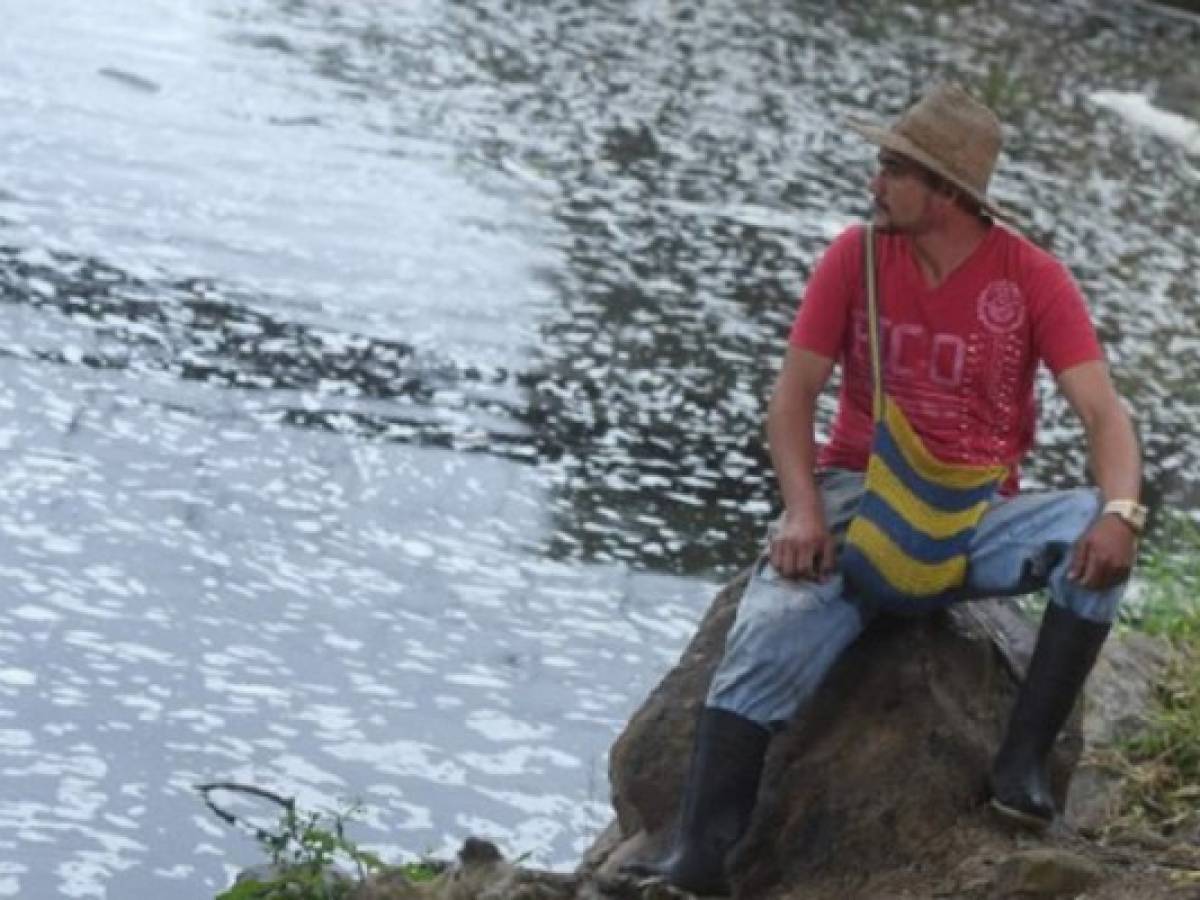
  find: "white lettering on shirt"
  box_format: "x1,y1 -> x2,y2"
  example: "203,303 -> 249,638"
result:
929,334 -> 966,387
852,311 -> 970,390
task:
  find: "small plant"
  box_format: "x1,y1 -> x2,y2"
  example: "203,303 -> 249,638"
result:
198,782 -> 442,900
975,60 -> 1032,121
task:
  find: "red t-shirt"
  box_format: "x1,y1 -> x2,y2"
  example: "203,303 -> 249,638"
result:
789,224 -> 1103,493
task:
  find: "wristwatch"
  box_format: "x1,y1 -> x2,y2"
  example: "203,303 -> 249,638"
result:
1102,499 -> 1148,535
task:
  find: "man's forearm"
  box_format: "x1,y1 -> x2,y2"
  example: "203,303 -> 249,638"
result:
767,392 -> 823,519
1086,406 -> 1141,504
766,348 -> 836,523
1056,361 -> 1143,508
1068,387 -> 1143,587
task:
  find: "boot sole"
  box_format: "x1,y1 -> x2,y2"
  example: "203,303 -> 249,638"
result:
618,863 -> 730,896
989,797 -> 1053,832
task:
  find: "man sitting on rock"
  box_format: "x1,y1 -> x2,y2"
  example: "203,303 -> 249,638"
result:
627,82 -> 1144,895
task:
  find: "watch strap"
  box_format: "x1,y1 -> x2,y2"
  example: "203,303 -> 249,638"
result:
1102,499 -> 1147,534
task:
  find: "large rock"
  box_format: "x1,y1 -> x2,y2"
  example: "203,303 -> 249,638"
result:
588,571 -> 1170,899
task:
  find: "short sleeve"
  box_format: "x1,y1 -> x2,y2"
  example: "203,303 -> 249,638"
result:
788,226 -> 863,359
1026,255 -> 1104,375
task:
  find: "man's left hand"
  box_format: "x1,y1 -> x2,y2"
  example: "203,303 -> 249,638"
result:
1069,514 -> 1139,590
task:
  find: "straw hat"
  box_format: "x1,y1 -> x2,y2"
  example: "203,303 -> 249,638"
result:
848,83 -> 1008,221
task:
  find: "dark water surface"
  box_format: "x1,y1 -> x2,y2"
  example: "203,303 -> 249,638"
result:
0,0 -> 1197,896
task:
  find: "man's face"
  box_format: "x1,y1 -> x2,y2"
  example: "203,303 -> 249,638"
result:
869,150 -> 939,234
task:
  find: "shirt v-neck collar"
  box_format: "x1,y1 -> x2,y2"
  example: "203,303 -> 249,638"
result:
901,225 -> 998,295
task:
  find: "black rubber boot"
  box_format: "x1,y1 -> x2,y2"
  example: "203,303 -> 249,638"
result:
990,602 -> 1111,830
623,706 -> 770,895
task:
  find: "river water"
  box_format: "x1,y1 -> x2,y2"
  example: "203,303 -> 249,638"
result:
0,1 -> 1197,897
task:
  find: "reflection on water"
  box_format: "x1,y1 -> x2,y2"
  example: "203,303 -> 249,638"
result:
0,0 -> 1197,896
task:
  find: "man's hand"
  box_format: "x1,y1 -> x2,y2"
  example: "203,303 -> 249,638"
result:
768,505 -> 837,581
1069,514 -> 1138,590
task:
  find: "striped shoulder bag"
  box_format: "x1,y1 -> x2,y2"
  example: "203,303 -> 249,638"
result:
840,223 -> 1007,614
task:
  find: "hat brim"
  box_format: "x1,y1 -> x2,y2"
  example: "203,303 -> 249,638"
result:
848,118 -> 1011,223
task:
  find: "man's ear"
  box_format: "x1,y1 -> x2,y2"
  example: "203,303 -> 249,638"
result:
930,185 -> 957,215
937,184 -> 973,217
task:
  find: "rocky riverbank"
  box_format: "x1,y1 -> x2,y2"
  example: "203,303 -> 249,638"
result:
230,573 -> 1200,898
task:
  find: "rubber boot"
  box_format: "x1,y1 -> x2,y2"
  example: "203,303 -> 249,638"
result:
623,706 -> 770,895
989,602 -> 1111,830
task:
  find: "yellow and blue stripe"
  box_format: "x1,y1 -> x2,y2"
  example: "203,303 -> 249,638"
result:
842,398 -> 1006,613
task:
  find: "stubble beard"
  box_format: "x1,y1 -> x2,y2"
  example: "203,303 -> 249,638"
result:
873,207 -> 901,234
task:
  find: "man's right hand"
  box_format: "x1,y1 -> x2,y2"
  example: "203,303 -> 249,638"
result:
767,505 -> 838,581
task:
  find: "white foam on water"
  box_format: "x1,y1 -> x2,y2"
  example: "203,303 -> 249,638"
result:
464,710 -> 555,743
0,669 -> 36,687
1090,90 -> 1200,153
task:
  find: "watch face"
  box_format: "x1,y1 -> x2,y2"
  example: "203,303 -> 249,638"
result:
1124,503 -> 1147,528
1105,501 -> 1147,533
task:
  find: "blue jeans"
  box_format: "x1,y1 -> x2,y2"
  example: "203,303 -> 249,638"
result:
706,469 -> 1126,726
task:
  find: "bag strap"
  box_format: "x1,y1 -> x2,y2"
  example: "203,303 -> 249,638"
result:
862,222 -> 884,422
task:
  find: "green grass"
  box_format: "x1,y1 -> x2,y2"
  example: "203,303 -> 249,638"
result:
1102,513 -> 1200,839
1123,514 -> 1200,641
